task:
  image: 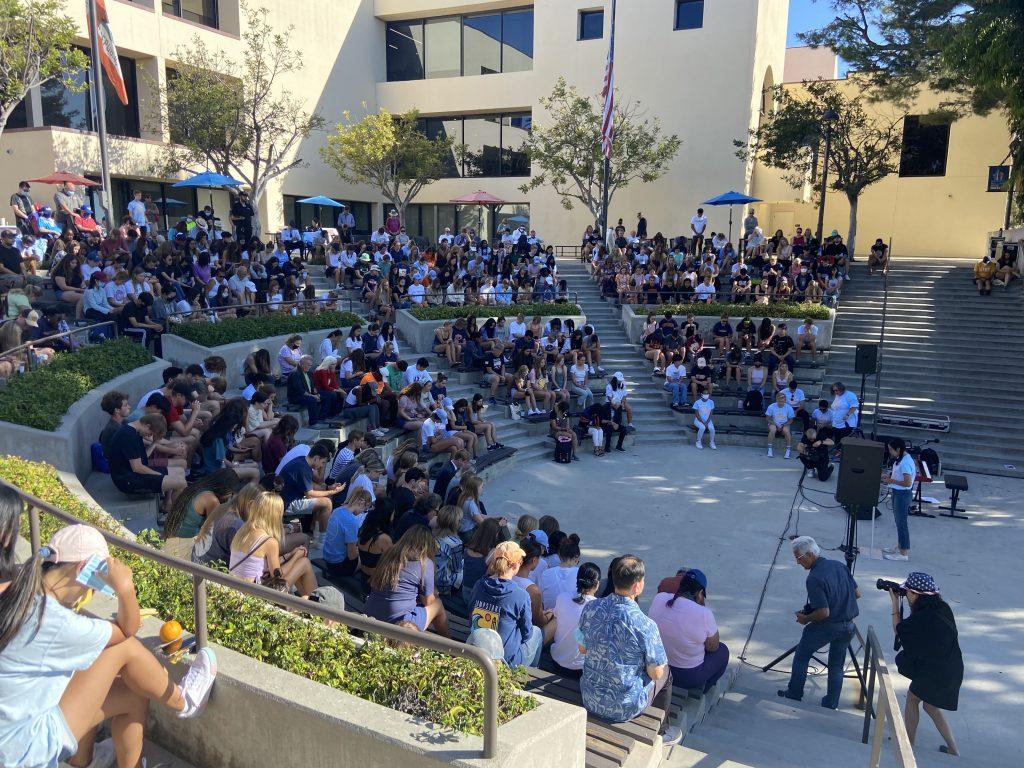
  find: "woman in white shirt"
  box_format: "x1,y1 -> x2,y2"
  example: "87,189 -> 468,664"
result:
538,533 -> 581,611
881,437 -> 915,561
508,314 -> 527,341
648,568 -> 729,692
550,562 -> 602,677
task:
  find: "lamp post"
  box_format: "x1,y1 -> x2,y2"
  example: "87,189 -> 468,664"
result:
814,108 -> 840,245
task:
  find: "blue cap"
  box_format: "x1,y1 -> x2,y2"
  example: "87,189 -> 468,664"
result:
41,206 -> 52,216
528,529 -> 549,553
81,205 -> 92,215
684,568 -> 708,591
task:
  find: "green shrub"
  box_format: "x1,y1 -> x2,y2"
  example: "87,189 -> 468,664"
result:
0,340 -> 152,431
0,457 -> 533,734
628,301 -> 832,320
170,311 -> 362,347
409,303 -> 581,321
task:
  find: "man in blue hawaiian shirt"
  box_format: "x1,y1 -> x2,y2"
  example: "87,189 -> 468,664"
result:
579,555 -> 675,728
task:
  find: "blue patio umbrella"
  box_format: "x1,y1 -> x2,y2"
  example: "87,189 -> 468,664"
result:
507,215 -> 530,223
296,195 -> 344,207
702,191 -> 761,243
172,171 -> 243,209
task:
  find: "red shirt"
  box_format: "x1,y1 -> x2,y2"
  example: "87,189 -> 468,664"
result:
312,368 -> 338,392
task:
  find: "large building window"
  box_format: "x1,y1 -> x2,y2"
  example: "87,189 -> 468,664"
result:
417,112 -> 531,177
579,10 -> 603,40
28,48 -> 140,137
283,197 -> 372,236
386,8 -> 533,82
386,21 -> 424,81
674,0 -> 704,30
398,203 -> 528,243
163,0 -> 218,29
109,179 -> 198,234
899,115 -> 951,177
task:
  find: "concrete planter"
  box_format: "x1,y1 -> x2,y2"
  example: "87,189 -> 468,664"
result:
0,359 -> 167,483
162,326 -> 354,390
397,310 -> 587,355
150,633 -> 587,768
620,304 -> 835,347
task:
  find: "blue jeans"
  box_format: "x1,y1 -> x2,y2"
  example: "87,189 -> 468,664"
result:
786,621 -> 854,708
521,625 -> 543,667
892,488 -> 911,551
664,381 -> 686,405
293,394 -> 320,425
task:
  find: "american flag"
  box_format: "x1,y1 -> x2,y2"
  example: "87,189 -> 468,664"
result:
600,0 -> 618,160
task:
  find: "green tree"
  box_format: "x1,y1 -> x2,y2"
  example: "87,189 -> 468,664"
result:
519,77 -> 681,227
736,79 -> 904,255
801,0 -> 1024,223
0,0 -> 88,139
156,3 -> 324,215
320,108 -> 455,224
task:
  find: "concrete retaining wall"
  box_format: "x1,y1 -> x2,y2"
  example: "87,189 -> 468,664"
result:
0,359 -> 167,483
397,310 -> 587,355
150,630 -> 587,768
162,326 -> 355,390
620,304 -> 835,347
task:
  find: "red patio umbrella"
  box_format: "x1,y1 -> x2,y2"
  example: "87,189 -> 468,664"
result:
449,190 -> 507,205
27,171 -> 100,186
450,190 -> 509,240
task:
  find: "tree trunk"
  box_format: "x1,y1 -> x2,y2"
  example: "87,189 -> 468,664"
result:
846,194 -> 859,257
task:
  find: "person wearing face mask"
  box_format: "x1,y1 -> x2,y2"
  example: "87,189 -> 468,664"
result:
973,254 -> 997,295
0,514 -> 218,768
692,387 -> 716,450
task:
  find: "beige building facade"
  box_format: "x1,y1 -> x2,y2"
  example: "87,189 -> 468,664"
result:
0,0 -> 1010,257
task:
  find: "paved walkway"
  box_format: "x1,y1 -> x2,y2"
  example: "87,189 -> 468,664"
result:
485,443 -> 1023,767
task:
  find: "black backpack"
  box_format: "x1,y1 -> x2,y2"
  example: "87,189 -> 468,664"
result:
743,389 -> 764,413
553,435 -> 573,463
919,447 -> 941,477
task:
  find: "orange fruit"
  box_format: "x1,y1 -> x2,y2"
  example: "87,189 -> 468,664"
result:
160,619 -> 183,653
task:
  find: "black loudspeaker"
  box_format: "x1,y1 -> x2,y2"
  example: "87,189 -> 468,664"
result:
854,343 -> 879,375
836,438 -> 885,508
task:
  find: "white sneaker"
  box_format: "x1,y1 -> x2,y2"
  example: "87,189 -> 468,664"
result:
882,546 -> 898,555
767,446 -> 774,458
178,647 -> 217,718
785,447 -> 792,459
883,552 -> 910,562
710,442 -> 717,450
695,441 -> 703,450
588,365 -> 596,374
662,725 -> 684,745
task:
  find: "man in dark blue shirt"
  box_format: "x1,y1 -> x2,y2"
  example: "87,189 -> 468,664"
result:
780,536 -> 860,709
277,443 -> 340,536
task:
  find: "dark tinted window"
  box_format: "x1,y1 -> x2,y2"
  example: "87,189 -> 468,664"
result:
463,14 -> 501,76
40,65 -> 90,131
502,114 -> 532,176
104,57 -> 140,139
579,10 -> 603,40
463,116 -> 502,177
675,0 -> 704,30
163,0 -> 218,28
424,17 -> 461,79
502,10 -> 534,71
898,116 -> 951,177
386,21 -> 424,81
422,117 -> 462,177
6,99 -> 29,130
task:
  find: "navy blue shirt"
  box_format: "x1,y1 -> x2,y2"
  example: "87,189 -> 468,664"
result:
805,557 -> 859,623
107,424 -> 148,479
469,576 -> 534,666
277,455 -> 313,509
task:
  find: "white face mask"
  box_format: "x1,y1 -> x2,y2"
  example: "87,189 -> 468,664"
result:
701,393 -> 710,400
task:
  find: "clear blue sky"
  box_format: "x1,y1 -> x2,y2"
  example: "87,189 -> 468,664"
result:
787,0 -> 852,74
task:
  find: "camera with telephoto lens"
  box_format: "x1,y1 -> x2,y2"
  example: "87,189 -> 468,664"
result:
876,578 -> 906,596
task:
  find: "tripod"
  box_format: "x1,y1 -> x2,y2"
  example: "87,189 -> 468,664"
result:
761,505 -> 867,699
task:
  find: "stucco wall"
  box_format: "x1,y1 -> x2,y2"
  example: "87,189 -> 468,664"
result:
396,310 -> 586,354
621,304 -> 834,347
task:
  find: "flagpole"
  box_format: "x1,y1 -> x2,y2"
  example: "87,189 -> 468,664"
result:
87,0 -> 113,229
600,0 -> 617,242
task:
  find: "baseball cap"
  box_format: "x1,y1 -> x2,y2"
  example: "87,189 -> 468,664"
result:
23,310 -> 39,327
684,568 -> 708,591
44,524 -> 109,563
442,396 -> 454,409
528,529 -> 549,553
81,205 -> 93,215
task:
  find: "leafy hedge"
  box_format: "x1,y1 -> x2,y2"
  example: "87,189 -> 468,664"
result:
409,303 -> 581,321
628,301 -> 832,320
0,456 -> 533,734
0,340 -> 153,431
170,311 -> 362,347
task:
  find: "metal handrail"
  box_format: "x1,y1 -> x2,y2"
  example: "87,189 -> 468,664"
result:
164,296 -> 361,324
860,626 -> 917,768
6,479 -> 501,758
0,321 -> 119,369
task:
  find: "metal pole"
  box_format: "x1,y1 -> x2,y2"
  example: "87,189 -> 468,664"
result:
599,0 -> 617,243
815,123 -> 832,244
87,0 -> 114,229
870,238 -> 892,440
28,505 -> 40,554
193,574 -> 208,650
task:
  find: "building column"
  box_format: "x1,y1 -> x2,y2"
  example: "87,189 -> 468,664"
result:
136,56 -> 169,143
25,87 -> 44,128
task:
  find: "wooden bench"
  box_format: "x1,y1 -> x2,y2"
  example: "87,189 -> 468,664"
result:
524,668 -> 667,768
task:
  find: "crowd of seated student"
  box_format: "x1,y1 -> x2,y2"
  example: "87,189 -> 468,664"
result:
589,223 -> 858,308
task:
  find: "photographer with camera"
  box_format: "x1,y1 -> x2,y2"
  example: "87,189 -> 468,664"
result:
796,426 -> 834,481
880,572 -> 963,757
779,536 -> 860,709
